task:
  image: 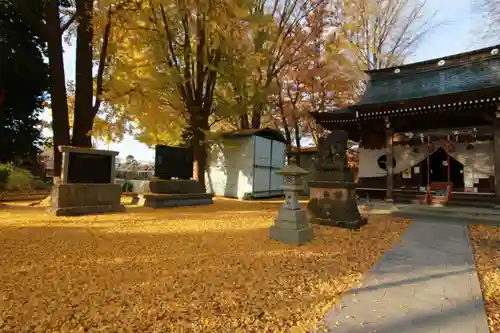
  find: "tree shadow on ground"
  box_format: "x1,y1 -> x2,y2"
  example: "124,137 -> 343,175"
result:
349,267 -> 475,295
0,221 -> 395,332
321,297 -> 488,333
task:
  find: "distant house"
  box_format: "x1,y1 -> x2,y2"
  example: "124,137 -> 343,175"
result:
38,149 -> 54,178
205,128 -> 288,199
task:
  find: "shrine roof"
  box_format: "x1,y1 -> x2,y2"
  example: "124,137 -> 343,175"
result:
355,44 -> 500,107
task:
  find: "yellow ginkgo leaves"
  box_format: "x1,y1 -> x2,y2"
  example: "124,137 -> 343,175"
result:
0,200 -> 410,332
469,224 -> 500,333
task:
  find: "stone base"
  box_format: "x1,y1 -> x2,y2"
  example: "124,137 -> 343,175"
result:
269,225 -> 314,245
148,180 -> 205,194
311,217 -> 368,230
269,208 -> 314,245
308,185 -> 367,230
139,193 -> 214,208
54,205 -> 125,216
52,183 -> 124,216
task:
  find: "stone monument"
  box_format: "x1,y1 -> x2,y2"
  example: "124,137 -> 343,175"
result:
137,145 -> 214,208
51,146 -> 124,216
269,163 -> 314,245
307,130 -> 367,229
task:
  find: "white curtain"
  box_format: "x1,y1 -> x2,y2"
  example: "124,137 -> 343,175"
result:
358,140 -> 494,180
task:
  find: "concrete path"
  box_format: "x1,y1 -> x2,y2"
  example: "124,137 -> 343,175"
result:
319,220 -> 490,333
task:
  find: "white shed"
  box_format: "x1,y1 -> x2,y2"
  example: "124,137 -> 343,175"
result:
205,128 -> 288,199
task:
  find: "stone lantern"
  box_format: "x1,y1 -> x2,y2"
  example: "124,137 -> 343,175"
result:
269,164 -> 314,245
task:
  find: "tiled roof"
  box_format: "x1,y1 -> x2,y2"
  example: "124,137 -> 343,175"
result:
357,45 -> 500,106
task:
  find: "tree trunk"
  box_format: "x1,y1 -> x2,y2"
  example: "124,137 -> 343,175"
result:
0,87 -> 4,108
190,111 -> 209,192
251,104 -> 261,129
239,115 -> 250,129
72,0 -> 95,148
283,125 -> 292,164
277,100 -> 292,164
45,0 -> 70,178
292,113 -> 301,166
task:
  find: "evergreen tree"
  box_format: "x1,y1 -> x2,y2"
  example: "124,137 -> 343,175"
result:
0,0 -> 48,163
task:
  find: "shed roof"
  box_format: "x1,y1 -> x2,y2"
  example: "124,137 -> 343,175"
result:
221,128 -> 288,143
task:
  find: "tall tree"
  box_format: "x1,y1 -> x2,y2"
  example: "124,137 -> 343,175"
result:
226,0 -> 327,129
335,0 -> 439,70
14,0 -> 73,178
0,0 -> 48,163
476,0 -> 500,41
105,0 -> 251,188
72,0 -> 95,147
262,3 -> 362,161
13,0 -> 119,179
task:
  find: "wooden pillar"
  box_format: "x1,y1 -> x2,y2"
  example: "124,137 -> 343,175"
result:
493,106 -> 500,207
385,119 -> 394,202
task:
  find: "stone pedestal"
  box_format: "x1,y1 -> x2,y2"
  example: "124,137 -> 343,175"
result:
52,183 -> 124,216
269,165 -> 314,245
51,146 -> 124,216
308,181 -> 366,229
139,179 -> 214,208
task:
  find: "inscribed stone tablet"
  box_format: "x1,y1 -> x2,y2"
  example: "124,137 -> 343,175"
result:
67,152 -> 112,183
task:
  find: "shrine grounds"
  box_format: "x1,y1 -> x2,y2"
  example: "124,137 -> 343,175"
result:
0,198 -> 498,332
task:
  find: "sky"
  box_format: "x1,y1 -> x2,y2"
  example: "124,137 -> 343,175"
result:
50,0 -> 494,162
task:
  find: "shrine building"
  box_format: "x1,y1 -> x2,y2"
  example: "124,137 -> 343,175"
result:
312,45 -> 500,208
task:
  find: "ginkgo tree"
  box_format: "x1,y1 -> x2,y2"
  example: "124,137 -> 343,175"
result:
223,0 -> 329,130
104,0 -> 252,188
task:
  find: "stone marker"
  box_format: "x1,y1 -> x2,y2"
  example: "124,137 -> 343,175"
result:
51,146 -> 124,216
269,164 -> 314,245
307,130 -> 367,229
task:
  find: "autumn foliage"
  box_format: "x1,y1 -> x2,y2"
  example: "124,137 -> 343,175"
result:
0,200 -> 410,332
11,0 -> 440,177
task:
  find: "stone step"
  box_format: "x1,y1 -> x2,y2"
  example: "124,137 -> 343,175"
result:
394,205 -> 500,226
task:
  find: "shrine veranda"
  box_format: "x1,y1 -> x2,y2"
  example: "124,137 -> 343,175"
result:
312,45 -> 500,207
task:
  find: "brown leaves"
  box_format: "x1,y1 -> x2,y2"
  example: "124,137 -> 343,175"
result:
0,200 -> 410,332
469,224 -> 500,333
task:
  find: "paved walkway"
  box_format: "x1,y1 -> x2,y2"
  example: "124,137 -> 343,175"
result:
319,220 -> 490,333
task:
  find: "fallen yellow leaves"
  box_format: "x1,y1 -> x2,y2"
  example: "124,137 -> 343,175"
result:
469,224 -> 500,333
0,200 -> 410,332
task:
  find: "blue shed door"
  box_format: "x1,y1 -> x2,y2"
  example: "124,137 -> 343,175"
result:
252,136 -> 285,198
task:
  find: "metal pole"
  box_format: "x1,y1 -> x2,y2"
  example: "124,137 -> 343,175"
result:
447,135 -> 451,183
447,135 -> 452,201
425,136 -> 431,205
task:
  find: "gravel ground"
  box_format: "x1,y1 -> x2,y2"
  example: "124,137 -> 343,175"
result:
0,200 -> 410,332
470,224 -> 500,333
